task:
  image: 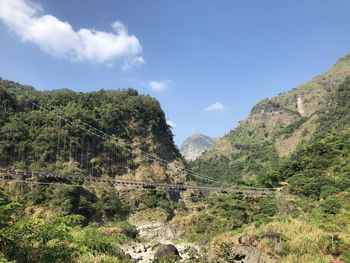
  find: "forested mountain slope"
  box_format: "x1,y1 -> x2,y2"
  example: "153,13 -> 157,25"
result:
208,76 -> 350,262
0,79 -> 199,263
277,76 -> 350,198
0,79 -> 189,184
192,53 -> 350,186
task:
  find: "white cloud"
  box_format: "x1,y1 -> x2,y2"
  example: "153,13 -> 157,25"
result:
166,120 -> 176,128
0,0 -> 144,67
204,102 -> 225,111
122,56 -> 145,71
148,80 -> 172,92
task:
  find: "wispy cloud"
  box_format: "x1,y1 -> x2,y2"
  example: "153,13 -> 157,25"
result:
0,0 -> 144,68
148,80 -> 172,92
204,102 -> 225,111
166,120 -> 176,128
122,56 -> 145,70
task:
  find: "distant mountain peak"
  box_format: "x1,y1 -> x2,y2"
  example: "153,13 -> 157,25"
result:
180,134 -> 217,161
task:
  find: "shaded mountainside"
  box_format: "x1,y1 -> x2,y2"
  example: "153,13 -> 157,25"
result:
180,134 -> 217,161
0,79 -> 189,184
192,53 -> 350,185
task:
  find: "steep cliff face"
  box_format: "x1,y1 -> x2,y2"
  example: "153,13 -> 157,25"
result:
192,52 -> 350,184
180,134 -> 217,161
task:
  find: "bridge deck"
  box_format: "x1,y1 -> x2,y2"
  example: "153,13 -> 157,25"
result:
0,168 -> 276,197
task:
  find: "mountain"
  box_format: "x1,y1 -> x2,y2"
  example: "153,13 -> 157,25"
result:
192,52 -> 350,185
0,79 -> 189,184
276,75 -> 350,197
180,134 -> 217,161
0,79 -> 194,263
1,69 -> 350,263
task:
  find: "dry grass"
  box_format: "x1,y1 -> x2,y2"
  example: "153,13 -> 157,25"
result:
129,207 -> 168,225
209,215 -> 350,262
78,253 -> 128,263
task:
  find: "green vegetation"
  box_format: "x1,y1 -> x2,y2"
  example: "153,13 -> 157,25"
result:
279,77 -> 350,199
0,187 -> 135,262
191,142 -> 281,187
0,79 -> 186,262
209,76 -> 350,262
192,55 -> 350,187
2,59 -> 350,262
0,79 -> 180,179
170,194 -> 278,243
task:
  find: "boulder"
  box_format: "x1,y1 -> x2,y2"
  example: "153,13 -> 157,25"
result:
154,244 -> 180,261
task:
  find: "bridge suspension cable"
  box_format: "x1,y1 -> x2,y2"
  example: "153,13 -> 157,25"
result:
0,168 -> 276,196
3,86 -> 274,191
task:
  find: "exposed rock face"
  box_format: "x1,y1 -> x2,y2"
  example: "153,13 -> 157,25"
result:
248,99 -> 300,132
180,134 -> 217,161
297,95 -> 306,116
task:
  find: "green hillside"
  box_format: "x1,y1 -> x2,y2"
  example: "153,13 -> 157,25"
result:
0,79 -> 188,184
0,80 -> 191,263
207,76 -> 350,262
191,53 -> 350,186
279,76 -> 350,198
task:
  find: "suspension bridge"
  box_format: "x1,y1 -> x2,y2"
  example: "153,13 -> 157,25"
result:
0,87 -> 278,197
0,168 -> 276,196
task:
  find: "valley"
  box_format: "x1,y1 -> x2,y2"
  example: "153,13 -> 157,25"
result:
1,53 -> 350,262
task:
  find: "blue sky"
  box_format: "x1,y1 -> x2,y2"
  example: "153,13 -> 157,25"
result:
1,0 -> 350,146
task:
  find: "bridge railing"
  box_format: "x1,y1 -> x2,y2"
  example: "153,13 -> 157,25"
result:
0,167 -> 276,197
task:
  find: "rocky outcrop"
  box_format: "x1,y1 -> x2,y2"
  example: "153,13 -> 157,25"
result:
180,134 -> 217,161
297,95 -> 306,116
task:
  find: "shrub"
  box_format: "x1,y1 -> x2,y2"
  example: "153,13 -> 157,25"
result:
257,198 -> 278,217
320,197 -> 342,214
320,186 -> 340,199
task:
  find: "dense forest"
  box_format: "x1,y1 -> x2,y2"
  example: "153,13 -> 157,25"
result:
0,79 -> 187,182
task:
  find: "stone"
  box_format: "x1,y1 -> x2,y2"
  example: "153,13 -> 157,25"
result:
154,244 -> 180,261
